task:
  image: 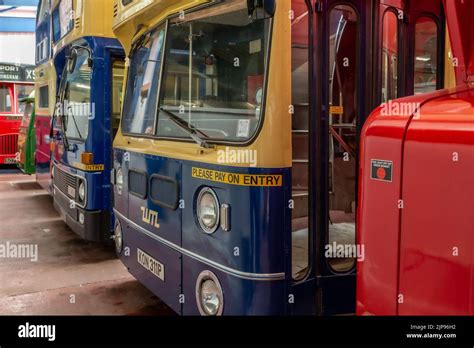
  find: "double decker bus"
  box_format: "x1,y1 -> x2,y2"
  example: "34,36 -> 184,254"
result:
111,0 -> 447,315
357,0 -> 474,315
0,63 -> 35,166
50,0 -> 125,243
35,0 -> 57,192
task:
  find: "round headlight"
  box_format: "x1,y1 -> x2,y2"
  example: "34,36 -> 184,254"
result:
114,220 -> 123,253
116,167 -> 123,194
196,187 -> 219,234
78,181 -> 86,201
196,271 -> 223,316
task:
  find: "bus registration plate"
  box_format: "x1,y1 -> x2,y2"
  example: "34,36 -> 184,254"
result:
4,158 -> 16,164
137,248 -> 164,281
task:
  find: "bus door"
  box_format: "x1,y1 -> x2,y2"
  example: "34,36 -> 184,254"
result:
313,0 -> 374,315
120,25 -> 183,314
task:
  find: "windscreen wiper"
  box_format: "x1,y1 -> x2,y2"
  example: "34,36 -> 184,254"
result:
57,80 -> 71,151
159,108 -> 213,149
66,105 -> 83,140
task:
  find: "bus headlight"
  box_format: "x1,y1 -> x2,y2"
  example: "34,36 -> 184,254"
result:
116,167 -> 123,195
196,271 -> 223,316
196,187 -> 219,234
114,220 -> 123,253
78,180 -> 86,202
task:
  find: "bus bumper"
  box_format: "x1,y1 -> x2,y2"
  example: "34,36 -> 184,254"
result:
53,186 -> 110,243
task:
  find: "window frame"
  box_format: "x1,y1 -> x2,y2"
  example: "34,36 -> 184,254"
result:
0,83 -> 14,114
52,0 -> 74,44
15,84 -> 35,115
61,48 -> 93,142
120,1 -> 274,147
38,85 -> 50,110
325,2 -> 361,275
111,58 -> 126,135
380,8 -> 400,103
413,14 -> 443,93
120,22 -> 168,138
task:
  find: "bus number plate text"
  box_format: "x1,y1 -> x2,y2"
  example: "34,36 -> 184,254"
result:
137,248 -> 165,281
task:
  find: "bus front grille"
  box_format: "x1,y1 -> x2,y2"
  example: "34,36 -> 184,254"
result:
53,165 -> 78,200
0,134 -> 18,155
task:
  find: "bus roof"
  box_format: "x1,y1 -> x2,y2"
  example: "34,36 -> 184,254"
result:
111,0 -> 154,31
0,63 -> 35,83
52,0 -> 117,55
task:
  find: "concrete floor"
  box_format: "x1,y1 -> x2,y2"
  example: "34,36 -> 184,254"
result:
0,166 -> 174,315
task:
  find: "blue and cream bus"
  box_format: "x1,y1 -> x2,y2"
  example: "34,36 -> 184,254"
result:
50,0 -> 124,242
111,0 -> 447,315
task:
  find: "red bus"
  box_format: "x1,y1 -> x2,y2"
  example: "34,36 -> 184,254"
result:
0,63 -> 35,165
357,0 -> 474,315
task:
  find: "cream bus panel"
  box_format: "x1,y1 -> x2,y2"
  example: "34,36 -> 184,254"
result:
113,0 -> 213,54
34,60 -> 57,118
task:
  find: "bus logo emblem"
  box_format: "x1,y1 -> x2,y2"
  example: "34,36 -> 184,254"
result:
141,207 -> 160,228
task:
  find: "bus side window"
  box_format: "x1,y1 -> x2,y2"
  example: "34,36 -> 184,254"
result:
381,10 -> 399,103
39,85 -> 49,108
0,84 -> 12,112
414,17 -> 438,94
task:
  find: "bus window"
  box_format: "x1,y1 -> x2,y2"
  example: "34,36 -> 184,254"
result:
16,85 -> 34,114
157,0 -> 271,142
62,49 -> 92,140
0,84 -> 12,112
291,0 -> 310,280
381,11 -> 399,102
112,60 -> 125,137
20,102 -> 34,127
52,0 -> 74,43
39,86 -> 49,108
122,26 -> 165,135
327,5 -> 358,272
414,17 -> 438,94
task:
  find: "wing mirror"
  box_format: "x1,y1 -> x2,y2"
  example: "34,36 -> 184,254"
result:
247,0 -> 276,19
67,51 -> 77,74
67,46 -> 94,73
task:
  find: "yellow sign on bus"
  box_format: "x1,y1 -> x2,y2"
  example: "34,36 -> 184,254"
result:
192,167 -> 282,187
330,105 -> 344,115
73,163 -> 105,172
